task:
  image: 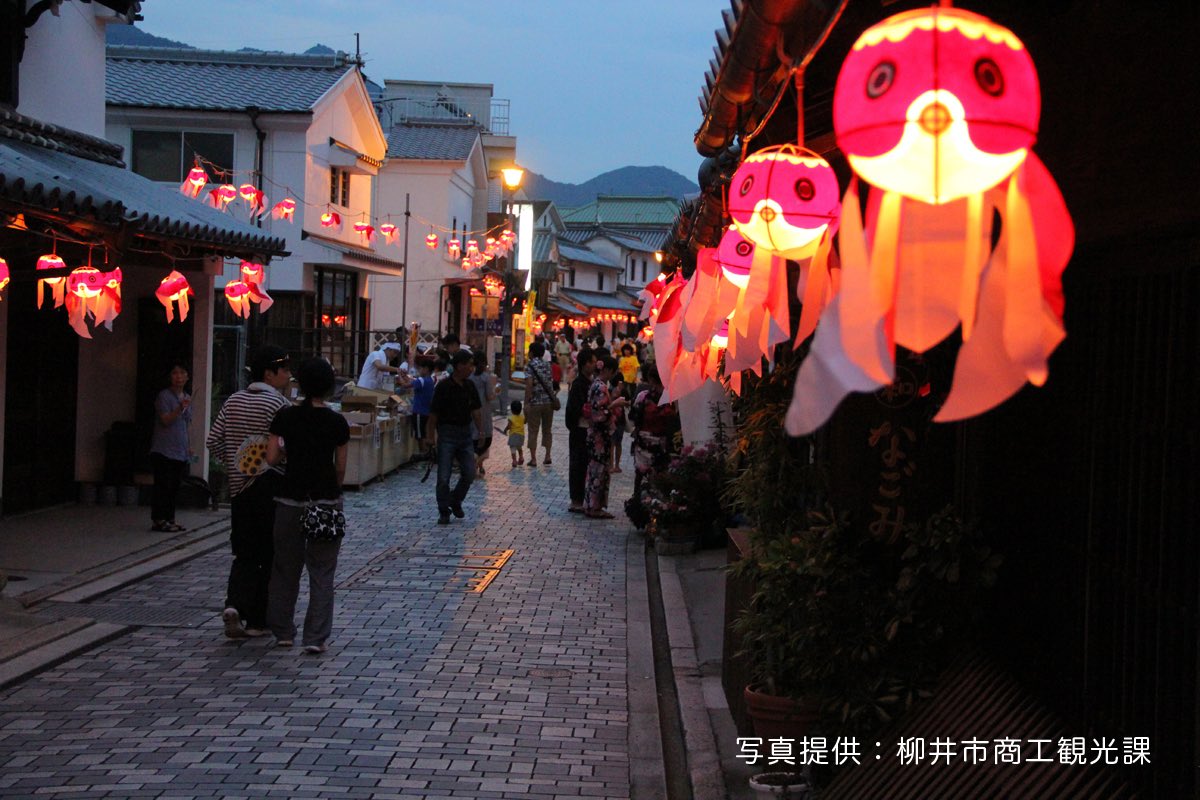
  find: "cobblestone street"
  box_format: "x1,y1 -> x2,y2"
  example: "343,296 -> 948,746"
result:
0,428 -> 647,799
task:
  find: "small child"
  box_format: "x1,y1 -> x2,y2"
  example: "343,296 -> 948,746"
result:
504,400 -> 526,467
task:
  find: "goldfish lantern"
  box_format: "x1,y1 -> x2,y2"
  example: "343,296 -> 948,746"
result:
239,261 -> 274,312
156,271 -> 193,322
786,6 -> 1073,435
208,183 -> 238,210
353,221 -> 375,244
448,238 -> 461,259
271,198 -> 297,221
320,211 -> 342,231
0,258 -> 8,299
36,253 -> 67,308
238,183 -> 267,216
465,239 -> 479,256
379,222 -> 398,244
728,144 -> 841,260
460,258 -> 472,271
425,233 -> 439,250
65,266 -> 122,338
180,166 -> 208,198
649,273 -> 691,402
224,280 -> 251,318
637,273 -> 668,320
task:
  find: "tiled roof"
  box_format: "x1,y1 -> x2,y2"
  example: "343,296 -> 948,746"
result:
557,239 -> 620,270
558,289 -> 639,313
0,111 -> 286,256
548,295 -> 588,317
557,228 -> 592,244
106,46 -> 353,112
559,195 -> 681,226
304,232 -> 406,271
385,123 -> 479,161
532,230 -> 556,264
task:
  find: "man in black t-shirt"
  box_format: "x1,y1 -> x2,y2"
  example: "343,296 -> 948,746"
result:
425,350 -> 484,524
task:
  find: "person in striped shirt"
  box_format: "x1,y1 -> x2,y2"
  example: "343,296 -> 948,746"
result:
206,345 -> 293,639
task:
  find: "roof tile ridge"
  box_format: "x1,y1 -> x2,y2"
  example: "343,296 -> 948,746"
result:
106,45 -> 350,69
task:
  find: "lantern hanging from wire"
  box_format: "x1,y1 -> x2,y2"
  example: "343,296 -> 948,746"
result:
787,5 -> 1073,435
156,271 -> 193,322
379,222 -> 398,244
36,253 -> 67,309
240,261 -> 274,312
465,239 -> 479,256
208,183 -> 238,210
271,198 -> 297,222
448,238 -> 461,259
320,211 -> 342,232
353,221 -> 375,244
224,280 -> 251,318
238,184 -> 267,216
180,166 -> 208,198
65,265 -> 122,338
425,232 -> 439,250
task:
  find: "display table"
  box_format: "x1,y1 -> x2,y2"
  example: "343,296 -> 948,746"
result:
344,422 -> 381,487
377,417 -> 399,474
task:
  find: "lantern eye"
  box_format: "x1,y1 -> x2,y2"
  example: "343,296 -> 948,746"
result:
738,175 -> 755,196
794,178 -> 815,202
974,57 -> 1005,97
866,60 -> 896,99
735,241 -> 753,257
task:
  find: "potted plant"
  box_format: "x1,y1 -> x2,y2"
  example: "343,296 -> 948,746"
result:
643,441 -> 729,554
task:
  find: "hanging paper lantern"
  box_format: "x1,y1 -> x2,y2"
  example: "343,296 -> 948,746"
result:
156,271 -> 193,322
448,238 -> 462,259
64,266 -> 122,338
239,261 -> 274,312
238,184 -> 267,216
425,233 -> 439,250
728,144 -> 841,260
180,167 -> 208,198
0,258 -> 9,299
353,221 -> 375,244
379,222 -> 398,244
320,211 -> 342,231
36,254 -> 67,309
224,280 -> 251,318
465,239 -> 479,256
208,184 -> 238,210
271,198 -> 297,221
461,258 -> 472,271
787,5 -> 1073,435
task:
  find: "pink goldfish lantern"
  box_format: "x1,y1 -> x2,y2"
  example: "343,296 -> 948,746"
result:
465,239 -> 479,256
208,183 -> 238,210
65,266 -> 122,338
379,222 -> 398,244
180,167 -> 208,198
156,271 -> 193,322
320,211 -> 342,232
425,233 -> 439,250
239,261 -> 274,313
224,280 -> 251,318
271,198 -> 297,221
238,184 -> 267,216
787,6 -> 1073,435
353,221 -> 375,244
0,257 -> 8,299
448,238 -> 462,259
36,253 -> 67,309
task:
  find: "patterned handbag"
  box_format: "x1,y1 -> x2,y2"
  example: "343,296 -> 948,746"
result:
301,502 -> 346,541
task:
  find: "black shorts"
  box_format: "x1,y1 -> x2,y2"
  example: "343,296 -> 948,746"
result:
410,414 -> 428,440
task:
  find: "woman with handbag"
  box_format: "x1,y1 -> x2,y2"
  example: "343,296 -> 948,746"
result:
523,341 -> 559,467
265,357 -> 350,654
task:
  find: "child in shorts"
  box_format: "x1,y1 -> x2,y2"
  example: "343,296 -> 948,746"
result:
504,400 -> 525,468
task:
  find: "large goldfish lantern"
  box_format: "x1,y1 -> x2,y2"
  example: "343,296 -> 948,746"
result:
65,266 -> 122,338
271,198 -> 297,222
0,257 -> 9,299
726,145 -> 841,374
180,167 -> 208,198
224,280 -> 251,318
239,261 -> 274,313
786,6 -> 1073,435
156,271 -> 193,322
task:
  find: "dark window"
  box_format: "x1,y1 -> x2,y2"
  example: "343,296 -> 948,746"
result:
131,130 -> 233,182
641,260 -> 647,282
628,258 -> 635,282
330,168 -> 350,206
598,273 -> 605,292
569,268 -> 576,287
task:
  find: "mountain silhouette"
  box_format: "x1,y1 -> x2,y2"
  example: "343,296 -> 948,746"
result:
525,166 -> 698,207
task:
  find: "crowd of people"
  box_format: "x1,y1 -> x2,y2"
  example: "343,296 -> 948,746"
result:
149,329 -> 677,654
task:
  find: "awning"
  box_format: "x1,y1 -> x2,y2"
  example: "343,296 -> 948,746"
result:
303,230 -> 406,275
559,288 -> 639,314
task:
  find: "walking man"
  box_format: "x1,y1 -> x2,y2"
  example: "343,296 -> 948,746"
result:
565,347 -> 596,513
425,350 -> 484,525
206,345 -> 292,638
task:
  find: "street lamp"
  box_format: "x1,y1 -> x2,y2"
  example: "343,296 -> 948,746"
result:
498,166 -> 524,408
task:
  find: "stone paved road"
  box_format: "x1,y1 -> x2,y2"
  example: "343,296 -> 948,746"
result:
0,414 -> 646,799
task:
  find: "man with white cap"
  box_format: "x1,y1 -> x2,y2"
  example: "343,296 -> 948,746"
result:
357,341 -> 409,391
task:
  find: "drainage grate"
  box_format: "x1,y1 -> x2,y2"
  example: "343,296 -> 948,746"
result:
36,601 -> 213,628
527,667 -> 573,679
339,548 -> 513,594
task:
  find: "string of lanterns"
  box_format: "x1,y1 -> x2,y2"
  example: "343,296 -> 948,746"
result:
646,5 -> 1074,430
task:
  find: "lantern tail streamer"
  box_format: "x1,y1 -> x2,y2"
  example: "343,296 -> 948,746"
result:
836,180 -> 896,385
679,249 -> 721,352
794,228 -> 835,346
155,271 -> 192,323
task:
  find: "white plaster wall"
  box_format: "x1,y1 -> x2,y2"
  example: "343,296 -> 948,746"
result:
18,1 -> 110,137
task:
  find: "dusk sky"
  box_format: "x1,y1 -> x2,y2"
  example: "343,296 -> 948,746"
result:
138,0 -> 723,185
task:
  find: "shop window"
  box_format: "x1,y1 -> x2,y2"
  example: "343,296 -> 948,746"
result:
641,260 -> 647,282
131,130 -> 233,182
598,273 -> 605,292
314,268 -> 359,377
330,167 -> 350,206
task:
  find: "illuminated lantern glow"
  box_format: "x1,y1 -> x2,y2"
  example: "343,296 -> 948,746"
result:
353,221 -> 375,244
320,211 -> 342,231
787,6 -> 1073,435
728,145 -> 841,260
425,233 -> 439,250
156,271 -> 193,322
649,273 -> 690,402
461,258 -> 472,271
0,258 -> 9,299
238,184 -> 267,216
224,280 -> 252,318
637,273 -> 668,320
65,266 -> 122,338
448,238 -> 462,259
271,198 -> 297,221
239,261 -> 274,313
466,239 -> 479,256
180,167 -> 208,198
36,254 -> 67,309
208,184 -> 238,210
379,222 -> 398,244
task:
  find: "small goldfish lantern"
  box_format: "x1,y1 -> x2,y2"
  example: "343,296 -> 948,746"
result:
0,257 -> 9,299
156,271 -> 193,322
65,266 -> 122,338
36,253 -> 67,308
461,257 -> 472,271
239,261 -> 274,312
238,184 -> 267,216
787,5 -> 1073,435
271,198 -> 297,221
353,221 -> 375,244
448,238 -> 462,259
180,166 -> 208,198
465,239 -> 479,256
320,211 -> 342,231
379,222 -> 398,244
728,144 -> 841,260
224,280 -> 251,318
208,183 -> 238,210
425,233 -> 439,250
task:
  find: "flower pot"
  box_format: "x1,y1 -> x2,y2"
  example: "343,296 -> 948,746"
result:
743,685 -> 820,741
748,771 -> 811,797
